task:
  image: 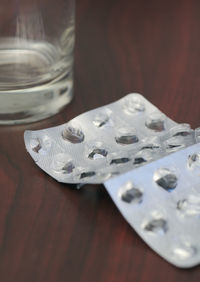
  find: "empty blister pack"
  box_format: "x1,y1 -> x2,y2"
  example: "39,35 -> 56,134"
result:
24,93 -> 200,268
24,93 -> 195,184
104,142 -> 200,268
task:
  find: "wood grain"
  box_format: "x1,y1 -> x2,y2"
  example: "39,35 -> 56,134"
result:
1,0 -> 200,281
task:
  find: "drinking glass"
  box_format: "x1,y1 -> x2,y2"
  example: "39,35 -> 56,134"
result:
0,0 -> 75,124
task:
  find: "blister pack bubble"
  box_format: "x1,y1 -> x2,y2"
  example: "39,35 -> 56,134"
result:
105,142 -> 200,268
24,93 -> 195,184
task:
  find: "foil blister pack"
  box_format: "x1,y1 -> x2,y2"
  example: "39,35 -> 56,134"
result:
24,93 -> 200,268
24,94 -> 194,184
105,142 -> 200,268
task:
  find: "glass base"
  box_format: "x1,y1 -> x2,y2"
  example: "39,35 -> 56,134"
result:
0,37 -> 74,125
0,71 -> 73,125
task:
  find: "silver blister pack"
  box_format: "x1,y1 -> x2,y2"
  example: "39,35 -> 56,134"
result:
24,93 -> 200,268
105,142 -> 200,268
24,93 -> 194,184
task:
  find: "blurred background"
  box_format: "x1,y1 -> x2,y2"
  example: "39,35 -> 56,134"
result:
74,0 -> 200,128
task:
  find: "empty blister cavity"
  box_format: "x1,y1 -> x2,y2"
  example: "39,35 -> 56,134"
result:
153,168 -> 178,191
143,217 -> 168,235
51,154 -> 75,175
177,194 -> 200,217
165,124 -> 195,152
115,135 -> 139,145
74,167 -> 97,181
108,151 -> 131,166
115,128 -> 139,145
130,146 -> 156,167
62,125 -> 84,143
80,171 -> 96,179
170,124 -> 192,137
123,94 -> 145,114
187,153 -> 200,169
164,136 -> 185,152
145,113 -> 166,132
133,157 -> 147,165
30,135 -> 52,155
172,242 -> 197,261
110,158 -> 130,165
141,136 -> 161,151
131,151 -> 149,166
93,109 -> 113,128
140,210 -> 168,236
119,181 -> 143,204
135,137 -> 162,163
87,142 -> 108,160
88,148 -> 108,160
141,144 -> 160,150
62,162 -> 75,174
30,138 -> 42,153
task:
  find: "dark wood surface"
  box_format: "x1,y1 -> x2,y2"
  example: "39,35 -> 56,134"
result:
1,0 -> 200,281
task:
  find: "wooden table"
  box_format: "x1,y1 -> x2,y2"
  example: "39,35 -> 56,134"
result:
1,0 -> 200,281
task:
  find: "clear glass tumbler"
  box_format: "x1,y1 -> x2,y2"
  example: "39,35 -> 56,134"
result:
0,0 -> 75,124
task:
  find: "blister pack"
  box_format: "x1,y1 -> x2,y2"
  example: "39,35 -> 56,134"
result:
24,93 -> 194,184
24,93 -> 200,268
